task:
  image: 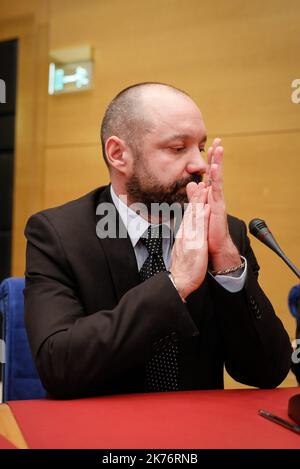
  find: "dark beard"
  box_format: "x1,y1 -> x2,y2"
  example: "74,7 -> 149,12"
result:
126,172 -> 202,210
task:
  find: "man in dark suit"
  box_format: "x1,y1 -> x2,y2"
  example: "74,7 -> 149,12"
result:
24,82 -> 291,398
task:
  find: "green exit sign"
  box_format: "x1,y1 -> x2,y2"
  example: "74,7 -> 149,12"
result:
48,60 -> 93,95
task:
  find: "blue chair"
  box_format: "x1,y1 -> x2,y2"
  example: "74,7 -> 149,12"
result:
0,277 -> 46,400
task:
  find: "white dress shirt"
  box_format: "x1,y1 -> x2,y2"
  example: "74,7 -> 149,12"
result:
110,185 -> 247,293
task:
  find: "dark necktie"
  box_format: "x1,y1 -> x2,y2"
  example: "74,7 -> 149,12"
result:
139,225 -> 179,392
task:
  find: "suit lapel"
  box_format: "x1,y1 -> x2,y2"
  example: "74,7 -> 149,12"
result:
95,185 -> 141,302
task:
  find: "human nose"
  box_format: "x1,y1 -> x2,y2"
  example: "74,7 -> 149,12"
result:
185,149 -> 207,176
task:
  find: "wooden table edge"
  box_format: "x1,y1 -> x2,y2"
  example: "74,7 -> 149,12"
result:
0,403 -> 28,449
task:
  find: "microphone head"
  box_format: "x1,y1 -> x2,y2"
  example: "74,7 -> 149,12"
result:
288,285 -> 300,320
249,218 -> 268,237
249,218 -> 300,278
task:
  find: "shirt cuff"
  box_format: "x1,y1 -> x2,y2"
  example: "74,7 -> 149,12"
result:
209,256 -> 247,293
168,272 -> 187,303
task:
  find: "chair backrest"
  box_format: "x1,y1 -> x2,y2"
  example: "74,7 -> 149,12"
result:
0,277 -> 46,400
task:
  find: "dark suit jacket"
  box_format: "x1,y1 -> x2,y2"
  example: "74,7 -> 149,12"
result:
24,185 -> 292,398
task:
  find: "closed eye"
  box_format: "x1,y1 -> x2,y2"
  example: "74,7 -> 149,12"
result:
170,147 -> 186,152
169,146 -> 205,153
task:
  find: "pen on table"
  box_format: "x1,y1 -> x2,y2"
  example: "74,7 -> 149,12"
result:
258,409 -> 300,435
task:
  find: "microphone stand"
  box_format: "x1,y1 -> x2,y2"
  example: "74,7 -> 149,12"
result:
249,219 -> 300,424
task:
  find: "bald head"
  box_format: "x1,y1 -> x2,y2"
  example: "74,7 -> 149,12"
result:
100,82 -> 195,166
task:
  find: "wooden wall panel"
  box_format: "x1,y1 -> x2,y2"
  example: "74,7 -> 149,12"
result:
44,146 -> 109,208
0,0 -> 49,25
220,132 -> 300,337
0,9 -> 49,275
46,0 -> 300,147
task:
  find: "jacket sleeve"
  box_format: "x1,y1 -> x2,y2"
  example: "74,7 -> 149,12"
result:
209,218 -> 292,388
24,213 -> 198,398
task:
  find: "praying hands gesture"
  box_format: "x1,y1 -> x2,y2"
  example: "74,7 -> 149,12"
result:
170,182 -> 210,300
205,138 -> 241,272
171,138 -> 241,299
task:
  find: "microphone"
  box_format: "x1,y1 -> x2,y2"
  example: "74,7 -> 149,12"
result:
249,218 -> 300,422
249,218 -> 300,279
288,284 -> 300,422
289,285 -> 300,386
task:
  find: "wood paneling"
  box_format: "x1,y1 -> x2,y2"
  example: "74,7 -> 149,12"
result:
0,0 -> 49,22
44,145 -> 109,207
0,10 -> 49,275
221,131 -> 300,337
0,404 -> 28,449
46,0 -> 300,146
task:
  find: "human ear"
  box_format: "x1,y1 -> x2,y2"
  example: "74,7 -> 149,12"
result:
105,136 -> 131,174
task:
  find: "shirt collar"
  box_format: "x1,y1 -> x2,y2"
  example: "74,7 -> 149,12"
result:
110,185 -> 150,247
110,185 -> 172,248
